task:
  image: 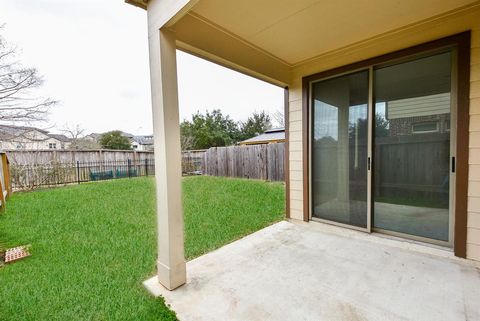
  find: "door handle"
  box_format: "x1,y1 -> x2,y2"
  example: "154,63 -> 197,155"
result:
452,156 -> 455,173
367,157 -> 371,171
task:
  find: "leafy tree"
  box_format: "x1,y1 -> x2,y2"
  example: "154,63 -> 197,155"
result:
238,111 -> 271,141
349,113 -> 389,140
180,110 -> 239,150
100,131 -> 132,150
374,113 -> 389,137
180,123 -> 194,150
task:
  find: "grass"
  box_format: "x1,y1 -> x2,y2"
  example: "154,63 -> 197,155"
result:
0,176 -> 284,321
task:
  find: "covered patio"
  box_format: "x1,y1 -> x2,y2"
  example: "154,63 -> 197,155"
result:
145,220 -> 480,321
125,0 -> 480,318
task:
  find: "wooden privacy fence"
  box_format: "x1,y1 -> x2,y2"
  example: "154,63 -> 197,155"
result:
9,159 -> 155,190
5,145 -> 285,188
182,149 -> 207,174
5,149 -> 154,165
202,143 -> 285,181
312,133 -> 449,205
4,149 -> 155,190
374,133 -> 450,203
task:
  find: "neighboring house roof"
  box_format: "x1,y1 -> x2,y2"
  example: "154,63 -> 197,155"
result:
48,134 -> 71,142
120,131 -> 135,139
0,125 -> 69,143
85,133 -> 102,141
133,135 -> 154,146
0,125 -> 49,140
240,128 -> 285,145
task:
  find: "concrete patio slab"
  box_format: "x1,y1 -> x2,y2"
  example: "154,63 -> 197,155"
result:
144,220 -> 480,321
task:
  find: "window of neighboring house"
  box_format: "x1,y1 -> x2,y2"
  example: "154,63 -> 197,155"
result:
49,143 -> 57,149
412,121 -> 439,134
445,119 -> 451,131
16,143 -> 25,149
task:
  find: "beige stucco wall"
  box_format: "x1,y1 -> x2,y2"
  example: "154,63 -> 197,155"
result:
287,6 -> 480,261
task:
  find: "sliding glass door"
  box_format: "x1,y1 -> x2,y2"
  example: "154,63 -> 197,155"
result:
373,52 -> 453,242
310,49 -> 455,245
311,70 -> 369,229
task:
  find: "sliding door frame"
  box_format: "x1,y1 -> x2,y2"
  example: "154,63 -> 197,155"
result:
302,31 -> 470,257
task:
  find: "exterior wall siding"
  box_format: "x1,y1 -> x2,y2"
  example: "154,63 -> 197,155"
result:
288,95 -> 304,220
287,7 -> 480,261
467,27 -> 480,260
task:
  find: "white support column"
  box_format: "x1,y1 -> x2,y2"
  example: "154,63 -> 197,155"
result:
148,26 -> 186,290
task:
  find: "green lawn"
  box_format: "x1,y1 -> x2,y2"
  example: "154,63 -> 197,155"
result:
0,176 -> 284,321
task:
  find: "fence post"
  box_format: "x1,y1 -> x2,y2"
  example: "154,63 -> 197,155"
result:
128,159 -> 131,178
145,158 -> 148,176
99,149 -> 104,172
76,161 -> 80,184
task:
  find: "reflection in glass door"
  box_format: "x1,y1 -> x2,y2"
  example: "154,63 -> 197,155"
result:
373,52 -> 453,242
310,50 -> 455,244
311,70 -> 369,228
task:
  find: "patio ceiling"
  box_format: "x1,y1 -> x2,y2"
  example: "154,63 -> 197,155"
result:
160,0 -> 478,86
187,0 -> 476,66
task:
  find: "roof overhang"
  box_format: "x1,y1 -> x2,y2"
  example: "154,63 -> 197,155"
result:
129,0 -> 480,86
125,0 -> 147,10
182,0 -> 479,66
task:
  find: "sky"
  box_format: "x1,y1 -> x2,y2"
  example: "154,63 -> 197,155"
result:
0,0 -> 284,135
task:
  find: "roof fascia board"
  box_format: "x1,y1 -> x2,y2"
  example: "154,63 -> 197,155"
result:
147,0 -> 199,31
125,0 -> 147,10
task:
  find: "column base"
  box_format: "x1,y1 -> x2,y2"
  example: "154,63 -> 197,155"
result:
157,259 -> 187,290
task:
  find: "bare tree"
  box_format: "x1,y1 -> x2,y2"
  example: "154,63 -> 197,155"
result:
0,25 -> 57,124
61,124 -> 84,144
62,124 -> 100,149
71,138 -> 101,150
272,110 -> 285,128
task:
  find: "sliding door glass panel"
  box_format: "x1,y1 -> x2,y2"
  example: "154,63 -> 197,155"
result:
373,51 -> 451,241
312,71 -> 369,228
